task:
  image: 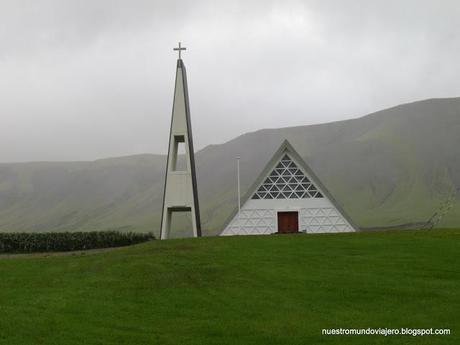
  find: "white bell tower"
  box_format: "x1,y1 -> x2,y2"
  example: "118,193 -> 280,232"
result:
160,42 -> 201,239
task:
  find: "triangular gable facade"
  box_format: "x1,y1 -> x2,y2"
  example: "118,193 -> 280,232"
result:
252,153 -> 324,200
221,140 -> 357,236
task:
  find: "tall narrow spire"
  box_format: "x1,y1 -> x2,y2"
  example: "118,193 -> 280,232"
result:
160,44 -> 201,239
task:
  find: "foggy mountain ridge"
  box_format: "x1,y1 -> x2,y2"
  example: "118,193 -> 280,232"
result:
0,97 -> 459,236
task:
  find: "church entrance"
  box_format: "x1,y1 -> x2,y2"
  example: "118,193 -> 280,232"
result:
277,211 -> 299,233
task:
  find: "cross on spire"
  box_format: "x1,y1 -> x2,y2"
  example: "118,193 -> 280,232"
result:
173,42 -> 186,60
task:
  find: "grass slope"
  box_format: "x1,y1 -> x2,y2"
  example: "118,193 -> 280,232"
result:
1,230 -> 459,345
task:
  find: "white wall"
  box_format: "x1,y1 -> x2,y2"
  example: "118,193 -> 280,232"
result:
221,197 -> 355,236
221,149 -> 356,236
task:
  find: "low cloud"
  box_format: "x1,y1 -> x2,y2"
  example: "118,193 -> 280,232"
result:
0,0 -> 459,161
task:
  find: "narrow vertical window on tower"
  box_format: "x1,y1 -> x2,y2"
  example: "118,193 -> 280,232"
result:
172,135 -> 187,171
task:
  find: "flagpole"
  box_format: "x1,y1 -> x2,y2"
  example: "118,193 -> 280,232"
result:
237,155 -> 241,232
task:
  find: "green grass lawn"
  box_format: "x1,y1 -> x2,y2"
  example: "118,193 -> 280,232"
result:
1,230 -> 459,345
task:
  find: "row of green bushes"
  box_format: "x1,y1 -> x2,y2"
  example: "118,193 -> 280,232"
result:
0,231 -> 154,253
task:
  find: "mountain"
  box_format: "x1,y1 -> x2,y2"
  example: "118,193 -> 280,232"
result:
1,97 -> 459,236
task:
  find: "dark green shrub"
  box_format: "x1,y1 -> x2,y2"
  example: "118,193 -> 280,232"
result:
0,231 -> 154,253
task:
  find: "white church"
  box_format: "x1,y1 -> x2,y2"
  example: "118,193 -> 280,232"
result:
221,140 -> 357,235
161,43 -> 356,238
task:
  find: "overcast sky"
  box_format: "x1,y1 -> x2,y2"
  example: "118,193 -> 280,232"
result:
1,0 -> 459,162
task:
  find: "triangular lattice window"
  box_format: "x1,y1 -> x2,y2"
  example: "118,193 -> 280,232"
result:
252,154 -> 323,199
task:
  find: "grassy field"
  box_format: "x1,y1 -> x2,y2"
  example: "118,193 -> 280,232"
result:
0,230 -> 459,345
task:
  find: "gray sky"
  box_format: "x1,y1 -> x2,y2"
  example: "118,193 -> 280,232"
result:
1,0 -> 459,162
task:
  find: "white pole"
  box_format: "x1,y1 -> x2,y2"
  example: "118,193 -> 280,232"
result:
237,155 -> 241,232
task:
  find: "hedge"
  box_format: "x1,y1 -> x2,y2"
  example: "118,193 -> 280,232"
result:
0,231 -> 154,253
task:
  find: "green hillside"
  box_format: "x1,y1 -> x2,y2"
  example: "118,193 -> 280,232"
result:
1,97 -> 460,236
0,230 -> 459,345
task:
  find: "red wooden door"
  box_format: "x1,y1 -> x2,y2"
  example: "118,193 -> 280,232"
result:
277,212 -> 299,233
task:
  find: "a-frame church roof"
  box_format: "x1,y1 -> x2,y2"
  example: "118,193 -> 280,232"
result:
220,139 -> 358,233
